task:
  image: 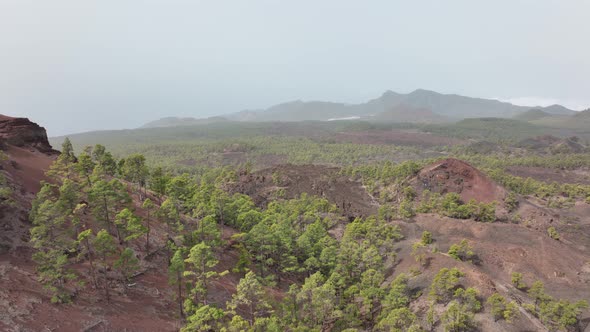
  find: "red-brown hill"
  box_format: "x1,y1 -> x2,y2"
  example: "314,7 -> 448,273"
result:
411,158 -> 506,204
228,164 -> 378,218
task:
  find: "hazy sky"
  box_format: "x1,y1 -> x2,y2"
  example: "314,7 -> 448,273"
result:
1,1 -> 589,136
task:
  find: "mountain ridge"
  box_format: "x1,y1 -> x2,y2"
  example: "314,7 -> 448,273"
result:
141,89 -> 578,128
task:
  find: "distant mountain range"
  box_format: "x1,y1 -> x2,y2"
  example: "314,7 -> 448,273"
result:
141,89 -> 579,128
141,116 -> 228,129
525,109 -> 590,129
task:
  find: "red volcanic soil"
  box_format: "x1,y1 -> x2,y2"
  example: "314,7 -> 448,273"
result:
412,158 -> 506,203
0,250 -> 178,332
3,145 -> 56,194
332,129 -> 465,147
0,116 -> 58,253
228,164 -> 378,218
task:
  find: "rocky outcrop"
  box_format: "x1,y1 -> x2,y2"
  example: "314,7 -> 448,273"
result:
0,114 -> 57,253
0,115 -> 57,154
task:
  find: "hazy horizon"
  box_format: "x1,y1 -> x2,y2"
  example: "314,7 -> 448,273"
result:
1,1 -> 589,136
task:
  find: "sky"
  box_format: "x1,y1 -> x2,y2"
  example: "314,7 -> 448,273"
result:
1,1 -> 589,136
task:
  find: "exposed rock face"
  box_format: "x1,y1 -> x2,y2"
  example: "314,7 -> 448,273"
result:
413,158 -> 506,203
0,115 -> 57,154
0,114 -> 57,253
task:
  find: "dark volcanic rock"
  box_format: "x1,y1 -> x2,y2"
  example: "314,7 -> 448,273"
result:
0,115 -> 58,153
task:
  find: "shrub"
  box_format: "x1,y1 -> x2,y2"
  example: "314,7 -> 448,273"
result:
399,198 -> 415,219
421,231 -> 433,245
473,201 -> 496,222
448,239 -> 475,262
504,192 -> 519,212
454,287 -> 482,313
487,293 -> 519,323
511,272 -> 526,290
547,227 -> 560,240
429,267 -> 464,303
442,301 -> 475,332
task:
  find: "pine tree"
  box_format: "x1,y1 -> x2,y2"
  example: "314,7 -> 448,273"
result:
442,301 -> 475,332
60,137 -> 76,165
377,307 -> 418,332
116,208 -> 146,244
57,178 -> 80,215
89,179 -> 131,241
142,198 -> 155,252
92,144 -> 118,176
159,198 -> 182,236
168,249 -> 185,318
429,268 -> 465,303
183,242 -> 220,309
94,229 -> 117,302
193,215 -> 221,247
77,229 -> 98,288
47,138 -> 77,182
296,272 -> 336,328
228,271 -> 271,326
149,167 -> 169,203
30,196 -> 77,303
487,293 -> 519,323
76,152 -> 96,186
89,180 -> 117,233
121,154 -> 149,199
181,305 -> 225,332
114,247 -> 140,282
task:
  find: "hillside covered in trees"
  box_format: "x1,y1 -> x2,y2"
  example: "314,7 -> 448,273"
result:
1,114 -> 589,331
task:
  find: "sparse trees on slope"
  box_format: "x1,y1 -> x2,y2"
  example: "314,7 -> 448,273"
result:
30,187 -> 77,303
487,293 -> 519,323
429,268 -> 465,303
539,299 -> 588,331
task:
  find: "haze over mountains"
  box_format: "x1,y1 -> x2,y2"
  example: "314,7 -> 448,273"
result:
142,89 -> 578,129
